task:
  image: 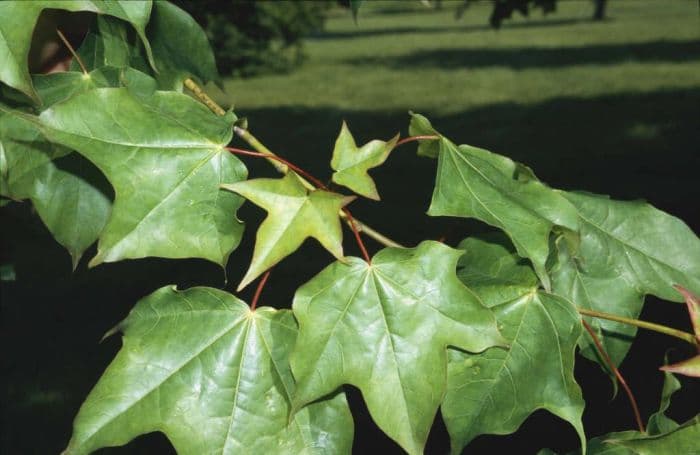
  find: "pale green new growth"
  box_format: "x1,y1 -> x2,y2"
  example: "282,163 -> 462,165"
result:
330,121 -> 398,200
222,172 -> 353,290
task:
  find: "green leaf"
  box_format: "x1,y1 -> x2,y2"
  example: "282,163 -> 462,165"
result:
562,191 -> 700,301
408,112 -> 441,158
23,87 -> 246,267
73,15 -> 151,74
32,66 -> 156,107
0,111 -> 110,267
290,241 -> 505,455
0,0 -> 153,103
456,234 -> 539,306
551,238 -> 644,378
330,121 -> 398,200
608,417 -> 700,455
426,127 -> 579,289
147,1 -> 219,89
64,286 -> 353,455
444,236 -> 585,455
222,172 -> 352,291
647,360 -> 681,435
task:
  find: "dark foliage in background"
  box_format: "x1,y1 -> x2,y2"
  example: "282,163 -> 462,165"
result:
171,0 -> 332,77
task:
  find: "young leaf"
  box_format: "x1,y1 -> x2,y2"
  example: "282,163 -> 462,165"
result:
222,172 -> 353,291
64,286 -> 353,455
330,121 -> 398,200
408,112 -> 441,158
290,241 -> 505,455
0,0 -> 154,103
0,112 -> 110,268
445,236 -> 586,455
426,131 -> 579,289
22,87 -> 247,267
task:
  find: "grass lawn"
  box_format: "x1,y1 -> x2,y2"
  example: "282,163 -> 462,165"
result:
220,0 -> 700,246
2,1 -> 699,454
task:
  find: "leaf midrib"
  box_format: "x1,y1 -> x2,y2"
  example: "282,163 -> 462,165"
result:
78,313 -> 248,450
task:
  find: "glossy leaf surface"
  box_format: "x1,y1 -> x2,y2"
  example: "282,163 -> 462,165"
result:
28,88 -> 246,267
290,241 -> 505,455
421,114 -> 579,288
330,121 -> 397,200
222,172 -> 351,290
561,191 -> 700,301
0,0 -> 153,102
64,286 -> 353,455
444,236 -> 585,454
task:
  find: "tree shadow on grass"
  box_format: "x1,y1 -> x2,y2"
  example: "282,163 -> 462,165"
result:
312,17 -> 594,40
342,39 -> 700,69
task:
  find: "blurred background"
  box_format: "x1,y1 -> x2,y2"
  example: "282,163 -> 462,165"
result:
2,1 -> 699,453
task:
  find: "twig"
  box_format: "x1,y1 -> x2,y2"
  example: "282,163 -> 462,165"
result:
56,29 -> 87,76
577,308 -> 697,346
582,319 -> 646,433
184,78 -> 406,250
394,135 -> 439,148
250,270 -> 271,311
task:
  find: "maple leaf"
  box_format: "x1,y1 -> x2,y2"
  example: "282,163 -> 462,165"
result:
222,172 -> 354,290
290,241 -> 505,455
330,121 -> 398,200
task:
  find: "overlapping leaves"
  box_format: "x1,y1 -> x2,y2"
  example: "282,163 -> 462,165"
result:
6,87 -> 247,267
0,110 -> 110,267
0,0 -> 154,103
443,236 -> 586,454
552,191 -> 700,374
411,113 -> 580,288
415,113 -> 700,376
290,241 -> 505,455
64,286 -> 353,454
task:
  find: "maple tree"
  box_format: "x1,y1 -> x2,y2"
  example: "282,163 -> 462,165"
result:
1,1 -> 698,454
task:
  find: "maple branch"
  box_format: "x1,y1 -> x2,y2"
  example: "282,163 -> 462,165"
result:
183,78 -> 226,116
183,78 -> 406,250
577,308 -> 697,346
225,147 -> 327,189
250,270 -> 271,311
56,29 -> 87,76
394,135 -> 440,148
581,319 -> 646,434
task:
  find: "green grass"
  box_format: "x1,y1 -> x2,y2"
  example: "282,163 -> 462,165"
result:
222,0 -> 699,112
216,0 -> 699,247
